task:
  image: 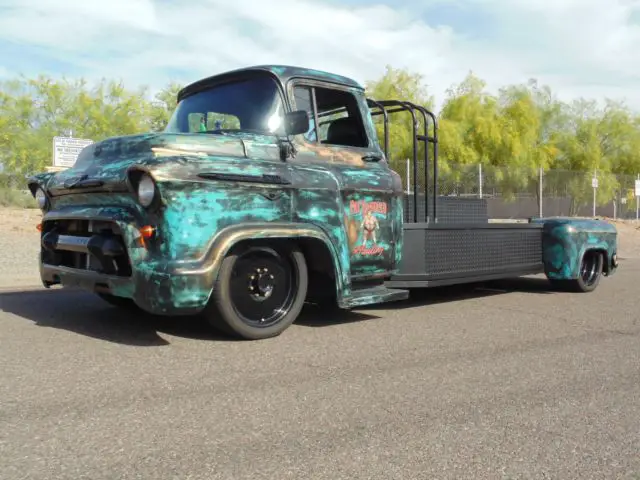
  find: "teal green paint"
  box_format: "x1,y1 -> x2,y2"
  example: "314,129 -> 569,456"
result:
27,64 -> 619,319
160,184 -> 290,261
531,217 -> 618,280
341,169 -> 382,185
355,89 -> 383,151
392,195 -> 404,271
356,264 -> 388,275
161,188 -> 228,260
255,65 -> 364,90
27,65 -> 396,315
51,192 -> 141,211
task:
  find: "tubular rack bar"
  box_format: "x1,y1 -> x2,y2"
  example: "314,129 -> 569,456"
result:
366,98 -> 439,223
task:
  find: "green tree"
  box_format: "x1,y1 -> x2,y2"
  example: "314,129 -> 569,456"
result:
365,65 -> 435,188
437,73 -> 505,196
0,75 -> 180,176
490,79 -> 566,201
1,66 -> 639,212
548,99 -> 640,214
149,81 -> 183,132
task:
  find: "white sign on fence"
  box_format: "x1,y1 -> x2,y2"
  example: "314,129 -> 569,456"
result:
635,179 -> 640,197
591,177 -> 598,189
52,136 -> 94,168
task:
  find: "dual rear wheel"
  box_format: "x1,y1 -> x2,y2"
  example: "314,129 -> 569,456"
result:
550,250 -> 604,293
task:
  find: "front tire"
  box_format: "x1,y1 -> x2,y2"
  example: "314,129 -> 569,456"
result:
550,250 -> 603,293
204,242 -> 308,340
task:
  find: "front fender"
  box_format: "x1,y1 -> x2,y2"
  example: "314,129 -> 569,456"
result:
27,171 -> 57,190
172,222 -> 350,303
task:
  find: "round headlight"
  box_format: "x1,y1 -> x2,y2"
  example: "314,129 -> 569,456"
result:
137,174 -> 156,207
34,188 -> 47,209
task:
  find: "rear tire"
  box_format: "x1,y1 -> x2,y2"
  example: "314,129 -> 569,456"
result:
550,250 -> 603,293
203,242 -> 308,340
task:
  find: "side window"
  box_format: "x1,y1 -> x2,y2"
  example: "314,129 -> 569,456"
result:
293,84 -> 369,148
317,108 -> 348,142
315,87 -> 368,148
293,86 -> 317,143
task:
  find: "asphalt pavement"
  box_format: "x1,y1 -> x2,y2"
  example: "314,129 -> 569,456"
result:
1,261 -> 639,480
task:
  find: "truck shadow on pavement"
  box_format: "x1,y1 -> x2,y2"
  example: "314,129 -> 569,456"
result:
0,288 -> 229,346
0,276 -> 555,345
367,275 -> 557,312
287,276 -> 556,325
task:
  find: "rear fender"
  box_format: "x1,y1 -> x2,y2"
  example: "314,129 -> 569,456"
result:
539,218 -> 617,280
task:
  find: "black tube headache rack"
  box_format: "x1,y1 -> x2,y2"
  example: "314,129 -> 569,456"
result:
366,98 -> 439,224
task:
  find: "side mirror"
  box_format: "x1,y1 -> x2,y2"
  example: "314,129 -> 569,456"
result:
284,110 -> 309,136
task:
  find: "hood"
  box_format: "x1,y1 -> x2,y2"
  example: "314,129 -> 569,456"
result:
42,131 -> 280,195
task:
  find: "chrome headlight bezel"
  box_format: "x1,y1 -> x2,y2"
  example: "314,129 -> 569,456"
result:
34,187 -> 48,210
137,174 -> 157,208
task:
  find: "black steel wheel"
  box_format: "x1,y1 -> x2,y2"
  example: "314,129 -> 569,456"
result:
204,243 -> 308,340
550,250 -> 603,293
579,250 -> 602,289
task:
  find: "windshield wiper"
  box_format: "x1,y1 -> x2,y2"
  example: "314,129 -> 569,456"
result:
199,128 -> 274,136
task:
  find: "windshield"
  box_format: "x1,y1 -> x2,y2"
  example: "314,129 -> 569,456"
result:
165,75 -> 286,136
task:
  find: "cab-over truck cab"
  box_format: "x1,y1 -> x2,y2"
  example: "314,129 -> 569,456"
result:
28,65 -> 618,340
28,65 -> 410,339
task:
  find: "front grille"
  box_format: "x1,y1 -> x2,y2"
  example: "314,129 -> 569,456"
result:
41,219 -> 132,277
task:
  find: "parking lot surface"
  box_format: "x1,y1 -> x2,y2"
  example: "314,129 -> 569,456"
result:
1,259 -> 639,479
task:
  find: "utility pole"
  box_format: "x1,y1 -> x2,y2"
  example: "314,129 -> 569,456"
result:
539,167 -> 543,217
406,158 -> 410,195
592,170 -> 598,217
636,174 -> 639,221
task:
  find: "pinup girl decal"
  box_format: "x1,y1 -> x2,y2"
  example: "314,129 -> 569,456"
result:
360,209 -> 380,246
347,199 -> 387,256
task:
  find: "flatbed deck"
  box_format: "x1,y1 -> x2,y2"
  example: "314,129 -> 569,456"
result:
386,221 -> 545,289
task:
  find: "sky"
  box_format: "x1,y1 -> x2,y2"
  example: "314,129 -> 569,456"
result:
0,0 -> 639,112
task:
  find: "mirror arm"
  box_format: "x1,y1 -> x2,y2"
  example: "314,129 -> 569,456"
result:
277,135 -> 297,161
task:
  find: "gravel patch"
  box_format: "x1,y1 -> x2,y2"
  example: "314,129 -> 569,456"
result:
0,209 -> 42,288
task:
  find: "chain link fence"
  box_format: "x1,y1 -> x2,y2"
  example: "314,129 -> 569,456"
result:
395,160 -> 640,221
3,162 -> 640,221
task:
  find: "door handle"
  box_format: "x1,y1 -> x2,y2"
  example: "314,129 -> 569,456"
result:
362,154 -> 382,162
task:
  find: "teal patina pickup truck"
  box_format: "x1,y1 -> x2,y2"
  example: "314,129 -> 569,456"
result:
27,65 -> 619,340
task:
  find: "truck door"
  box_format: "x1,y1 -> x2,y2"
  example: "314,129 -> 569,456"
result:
289,82 -> 397,280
